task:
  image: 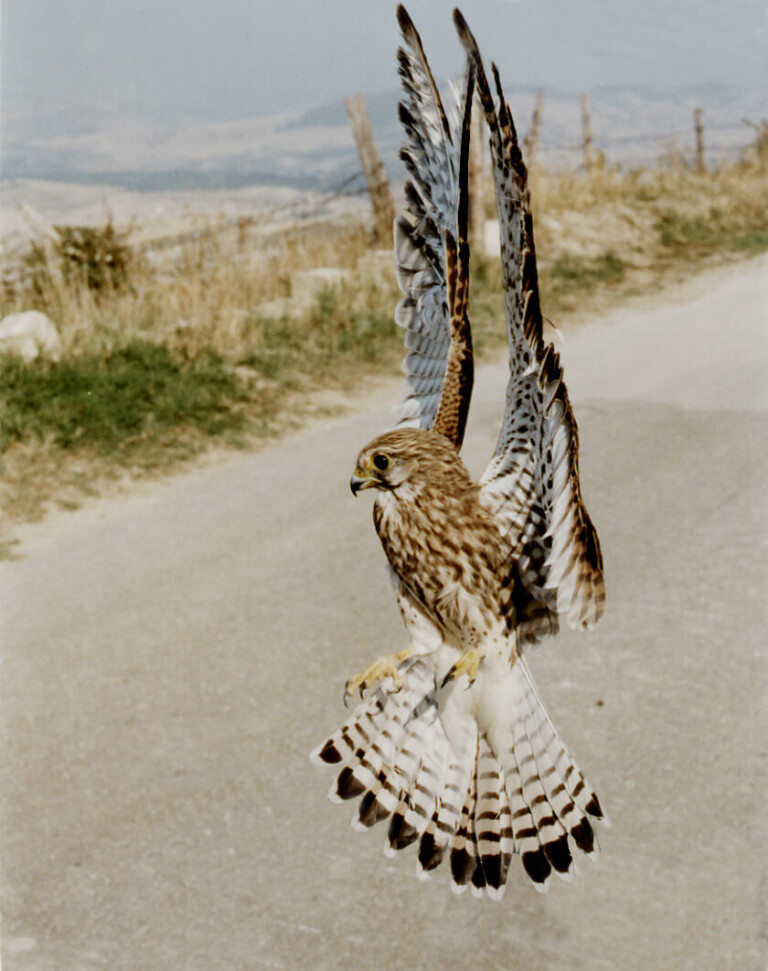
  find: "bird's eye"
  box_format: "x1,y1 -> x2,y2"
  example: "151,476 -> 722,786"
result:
373,453 -> 390,471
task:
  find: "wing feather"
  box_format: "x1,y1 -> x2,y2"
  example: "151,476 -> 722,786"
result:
392,5 -> 474,450
454,10 -> 605,637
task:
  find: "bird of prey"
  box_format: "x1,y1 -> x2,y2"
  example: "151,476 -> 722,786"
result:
311,6 -> 606,900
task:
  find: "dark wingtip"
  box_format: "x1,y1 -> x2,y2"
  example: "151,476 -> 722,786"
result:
491,62 -> 504,104
452,9 -> 493,109
452,7 -> 468,34
396,4 -> 415,37
453,7 -> 478,56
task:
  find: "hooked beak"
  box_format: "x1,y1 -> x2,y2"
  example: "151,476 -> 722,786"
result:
350,470 -> 377,496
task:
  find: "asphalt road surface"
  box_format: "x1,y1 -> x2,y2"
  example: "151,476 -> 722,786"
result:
2,256 -> 766,970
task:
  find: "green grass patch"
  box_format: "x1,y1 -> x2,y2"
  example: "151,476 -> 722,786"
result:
0,340 -> 249,455
656,210 -> 722,250
733,230 -> 768,251
240,284 -> 400,382
656,208 -> 768,256
549,251 -> 627,288
542,251 -> 628,311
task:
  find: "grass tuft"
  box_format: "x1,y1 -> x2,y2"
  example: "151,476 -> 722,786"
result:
0,341 -> 249,455
549,251 -> 627,290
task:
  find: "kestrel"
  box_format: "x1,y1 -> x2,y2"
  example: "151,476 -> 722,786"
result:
312,6 -> 606,899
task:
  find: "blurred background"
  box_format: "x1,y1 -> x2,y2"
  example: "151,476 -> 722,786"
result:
2,0 -> 766,236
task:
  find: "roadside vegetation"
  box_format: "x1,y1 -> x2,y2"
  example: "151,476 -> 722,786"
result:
1,133 -> 766,552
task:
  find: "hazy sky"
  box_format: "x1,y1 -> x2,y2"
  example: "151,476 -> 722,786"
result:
3,0 -> 766,119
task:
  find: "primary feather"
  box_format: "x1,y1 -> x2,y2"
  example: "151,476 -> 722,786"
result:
454,8 -> 605,639
393,5 -> 474,449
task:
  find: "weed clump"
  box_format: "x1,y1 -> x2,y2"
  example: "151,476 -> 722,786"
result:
22,219 -> 136,300
56,223 -> 134,292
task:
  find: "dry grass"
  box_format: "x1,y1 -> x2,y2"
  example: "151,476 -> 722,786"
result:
532,159 -> 768,311
1,145 -> 766,552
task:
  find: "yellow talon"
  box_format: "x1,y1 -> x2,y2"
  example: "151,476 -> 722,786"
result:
343,647 -> 417,706
441,648 -> 482,687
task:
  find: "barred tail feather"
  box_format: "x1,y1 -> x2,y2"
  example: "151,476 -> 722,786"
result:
449,751 -> 478,894
416,755 -> 472,873
474,736 -> 509,899
383,692 -> 449,848
487,653 -> 605,891
312,649 -> 604,898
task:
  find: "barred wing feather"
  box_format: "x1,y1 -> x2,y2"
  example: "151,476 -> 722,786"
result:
454,11 -> 605,639
393,5 -> 474,450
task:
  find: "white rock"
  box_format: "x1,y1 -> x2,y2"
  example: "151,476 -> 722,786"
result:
0,311 -> 63,362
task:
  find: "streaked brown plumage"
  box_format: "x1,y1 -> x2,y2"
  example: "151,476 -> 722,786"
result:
359,428 -> 507,640
312,5 -> 606,899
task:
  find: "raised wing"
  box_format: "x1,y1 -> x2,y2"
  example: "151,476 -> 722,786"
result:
454,10 -> 605,641
392,4 -> 474,450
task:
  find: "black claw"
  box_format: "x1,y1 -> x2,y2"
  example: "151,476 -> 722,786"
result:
440,663 -> 458,688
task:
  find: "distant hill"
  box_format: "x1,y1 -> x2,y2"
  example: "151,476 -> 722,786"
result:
2,83 -> 765,192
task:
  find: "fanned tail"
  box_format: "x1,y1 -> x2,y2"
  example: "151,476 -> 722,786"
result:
312,650 -> 605,899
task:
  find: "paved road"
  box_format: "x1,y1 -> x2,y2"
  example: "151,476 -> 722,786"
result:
2,256 -> 766,970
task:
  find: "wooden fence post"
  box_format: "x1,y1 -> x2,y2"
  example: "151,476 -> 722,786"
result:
581,92 -> 594,172
523,88 -> 545,166
693,107 -> 705,171
345,93 -> 395,243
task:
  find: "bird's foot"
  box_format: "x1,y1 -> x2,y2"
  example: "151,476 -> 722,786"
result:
441,648 -> 482,688
344,647 -> 416,706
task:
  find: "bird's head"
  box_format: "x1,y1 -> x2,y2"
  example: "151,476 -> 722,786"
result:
350,427 -> 465,496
